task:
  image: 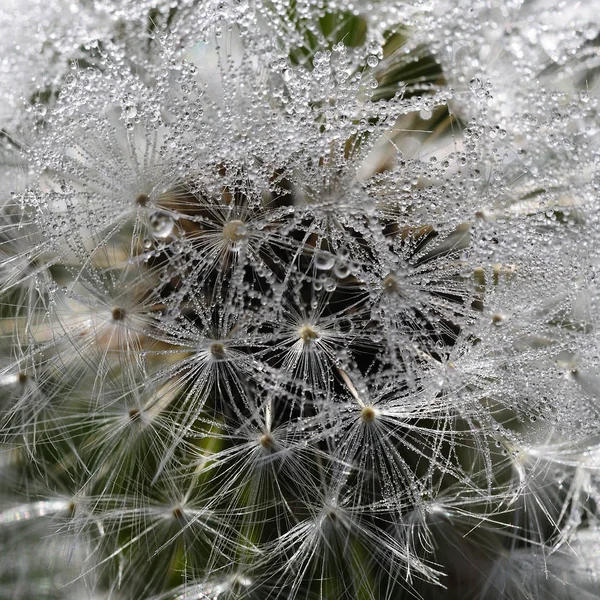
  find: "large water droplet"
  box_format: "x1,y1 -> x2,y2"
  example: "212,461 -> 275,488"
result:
315,251 -> 335,270
149,212 -> 175,239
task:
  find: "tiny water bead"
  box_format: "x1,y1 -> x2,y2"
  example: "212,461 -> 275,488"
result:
33,103 -> 47,117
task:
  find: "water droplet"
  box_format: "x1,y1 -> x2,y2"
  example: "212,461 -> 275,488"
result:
122,104 -> 137,119
469,77 -> 482,91
149,212 -> 174,239
315,251 -> 335,270
333,261 -> 351,278
323,277 -> 336,292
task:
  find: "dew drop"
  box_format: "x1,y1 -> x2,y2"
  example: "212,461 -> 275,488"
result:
315,251 -> 335,270
323,277 -> 336,292
122,104 -> 138,119
333,261 -> 351,279
149,212 -> 175,239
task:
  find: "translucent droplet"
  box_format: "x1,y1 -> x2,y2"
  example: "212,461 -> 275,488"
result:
149,212 -> 174,239
315,251 -> 335,270
323,278 -> 337,292
123,104 -> 137,119
469,77 -> 482,91
333,261 -> 351,278
33,103 -> 47,117
367,55 -> 379,68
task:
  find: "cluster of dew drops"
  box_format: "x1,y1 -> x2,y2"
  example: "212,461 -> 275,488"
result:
3,1 -> 600,598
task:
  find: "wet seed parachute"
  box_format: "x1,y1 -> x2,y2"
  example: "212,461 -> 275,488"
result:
2,1 -> 600,599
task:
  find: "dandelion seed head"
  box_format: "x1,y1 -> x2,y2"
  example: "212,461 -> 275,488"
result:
2,1 -> 600,598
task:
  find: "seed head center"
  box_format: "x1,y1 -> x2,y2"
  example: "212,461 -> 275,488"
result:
299,325 -> 320,343
382,274 -> 398,293
128,408 -> 140,421
222,219 -> 247,242
210,342 -> 226,357
259,434 -> 274,449
112,307 -> 127,321
361,406 -> 376,422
